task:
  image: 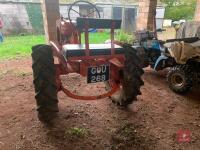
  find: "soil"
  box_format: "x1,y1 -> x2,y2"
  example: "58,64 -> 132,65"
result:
0,57 -> 200,150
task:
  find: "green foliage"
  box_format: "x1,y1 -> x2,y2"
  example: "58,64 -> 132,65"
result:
116,31 -> 134,44
161,0 -> 196,20
165,5 -> 196,20
66,127 -> 88,137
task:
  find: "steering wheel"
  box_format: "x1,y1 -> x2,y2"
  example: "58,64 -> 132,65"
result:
68,0 -> 100,32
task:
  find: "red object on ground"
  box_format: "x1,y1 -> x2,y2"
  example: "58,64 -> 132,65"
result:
177,130 -> 191,143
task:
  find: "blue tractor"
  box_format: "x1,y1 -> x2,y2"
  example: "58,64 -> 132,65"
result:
134,31 -> 200,94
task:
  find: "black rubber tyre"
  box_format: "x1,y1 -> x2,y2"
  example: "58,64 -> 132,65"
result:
32,45 -> 59,122
106,44 -> 144,107
135,47 -> 149,68
167,65 -> 193,94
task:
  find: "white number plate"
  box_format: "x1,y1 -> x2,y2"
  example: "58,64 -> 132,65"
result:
87,65 -> 110,83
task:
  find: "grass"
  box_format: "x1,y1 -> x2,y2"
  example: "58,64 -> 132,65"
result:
0,32 -> 111,60
0,31 -> 135,60
0,35 -> 45,59
66,127 -> 89,138
82,31 -> 110,44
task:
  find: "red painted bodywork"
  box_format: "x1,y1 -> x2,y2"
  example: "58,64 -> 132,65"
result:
52,18 -> 125,100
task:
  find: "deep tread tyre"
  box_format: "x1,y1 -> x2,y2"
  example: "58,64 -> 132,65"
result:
32,45 -> 59,122
106,44 -> 144,107
167,65 -> 193,94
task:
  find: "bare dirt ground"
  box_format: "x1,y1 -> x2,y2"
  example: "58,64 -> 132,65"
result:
0,56 -> 200,150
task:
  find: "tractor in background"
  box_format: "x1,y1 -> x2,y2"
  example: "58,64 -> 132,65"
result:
31,1 -> 144,122
134,29 -> 200,94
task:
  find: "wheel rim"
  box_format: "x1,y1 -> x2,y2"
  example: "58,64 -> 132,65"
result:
171,73 -> 184,88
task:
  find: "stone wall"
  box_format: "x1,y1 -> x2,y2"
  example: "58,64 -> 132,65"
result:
137,0 -> 157,31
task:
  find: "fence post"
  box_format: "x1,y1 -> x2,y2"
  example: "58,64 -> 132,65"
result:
41,0 -> 60,43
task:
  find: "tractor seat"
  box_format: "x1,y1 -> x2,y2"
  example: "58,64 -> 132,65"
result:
62,44 -> 124,58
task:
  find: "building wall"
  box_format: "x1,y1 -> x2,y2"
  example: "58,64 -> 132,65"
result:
195,0 -> 200,21
101,5 -> 112,19
137,0 -> 157,31
0,2 -> 44,35
121,7 -> 137,32
59,5 -> 80,19
0,3 -> 33,35
156,7 -> 165,29
0,1 -> 165,35
0,2 -> 114,35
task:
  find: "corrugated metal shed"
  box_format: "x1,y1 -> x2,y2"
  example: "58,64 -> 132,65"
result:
0,0 -> 138,4
0,0 -> 39,2
0,0 -> 163,5
59,0 -> 137,5
0,0 -> 165,33
156,6 -> 165,29
0,0 -> 164,4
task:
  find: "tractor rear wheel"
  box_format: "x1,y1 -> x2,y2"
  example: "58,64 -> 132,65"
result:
32,45 -> 59,123
106,44 -> 144,107
167,65 -> 193,94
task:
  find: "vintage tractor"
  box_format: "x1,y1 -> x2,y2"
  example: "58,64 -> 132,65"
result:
31,1 -> 144,122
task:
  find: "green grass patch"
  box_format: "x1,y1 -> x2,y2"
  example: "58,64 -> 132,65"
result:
82,31 -> 110,44
116,31 -> 135,44
0,35 -> 45,59
0,31 -> 133,60
66,127 -> 89,138
0,32 -> 111,60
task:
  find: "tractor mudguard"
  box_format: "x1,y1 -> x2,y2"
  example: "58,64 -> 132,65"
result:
153,55 -> 168,71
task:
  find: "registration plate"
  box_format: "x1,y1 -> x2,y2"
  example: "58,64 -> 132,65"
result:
87,65 -> 110,83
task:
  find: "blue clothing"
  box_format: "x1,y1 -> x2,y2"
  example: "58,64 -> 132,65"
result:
0,32 -> 3,43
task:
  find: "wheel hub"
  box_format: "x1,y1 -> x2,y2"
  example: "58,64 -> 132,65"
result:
171,73 -> 184,88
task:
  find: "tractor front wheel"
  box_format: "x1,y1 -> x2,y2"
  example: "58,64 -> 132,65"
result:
32,45 -> 59,123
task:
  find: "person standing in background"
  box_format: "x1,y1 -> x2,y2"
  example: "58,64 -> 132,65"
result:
0,18 -> 4,43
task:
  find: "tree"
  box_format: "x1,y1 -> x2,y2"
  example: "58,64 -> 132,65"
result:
161,0 -> 197,20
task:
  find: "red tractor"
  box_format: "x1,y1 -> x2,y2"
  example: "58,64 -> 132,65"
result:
32,1 -> 144,122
